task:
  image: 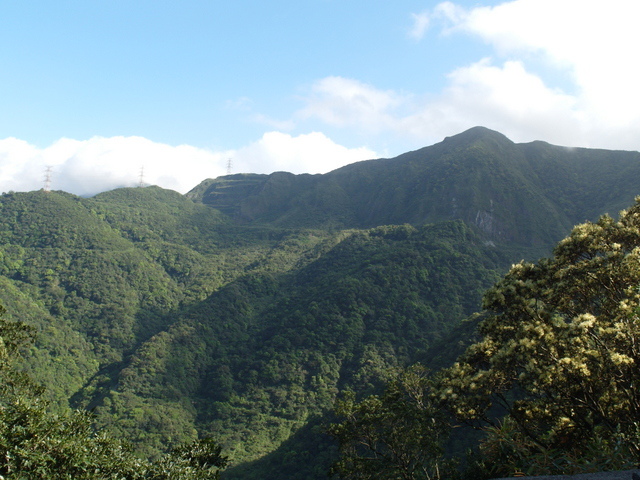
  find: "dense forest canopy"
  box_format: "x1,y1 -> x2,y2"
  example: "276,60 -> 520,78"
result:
331,199 -> 640,479
0,128 -> 639,478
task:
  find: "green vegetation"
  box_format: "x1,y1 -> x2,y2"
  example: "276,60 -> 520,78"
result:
0,304 -> 228,479
191,127 -> 640,251
0,127 -> 639,478
0,187 -> 507,475
439,199 -> 640,477
329,364 -> 457,480
330,199 -> 640,479
82,220 -> 506,469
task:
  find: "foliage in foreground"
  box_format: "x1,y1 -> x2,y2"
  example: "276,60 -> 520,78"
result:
439,199 -> 640,476
0,305 -> 227,480
331,198 -> 640,479
329,365 -> 457,480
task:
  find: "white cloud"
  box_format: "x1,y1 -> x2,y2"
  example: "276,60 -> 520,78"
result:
293,1 -> 640,151
297,76 -> 408,134
0,136 -> 228,196
408,12 -> 430,41
431,58 -> 583,143
428,0 -> 640,134
299,61 -> 579,146
233,131 -> 377,175
0,133 -> 377,196
429,1 -> 467,32
0,139 -> 44,193
250,113 -> 296,131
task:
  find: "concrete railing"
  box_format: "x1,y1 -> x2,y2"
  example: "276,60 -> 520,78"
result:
493,470 -> 640,480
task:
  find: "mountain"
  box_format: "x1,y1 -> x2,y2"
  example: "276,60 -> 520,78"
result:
189,126 -> 640,250
0,127 -> 639,479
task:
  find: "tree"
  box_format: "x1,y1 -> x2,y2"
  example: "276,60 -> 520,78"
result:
147,437 -> 228,480
0,306 -> 143,479
0,304 -> 227,480
438,199 -> 640,475
328,364 -> 456,480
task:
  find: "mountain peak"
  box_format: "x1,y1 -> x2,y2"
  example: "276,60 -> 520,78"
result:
442,126 -> 514,146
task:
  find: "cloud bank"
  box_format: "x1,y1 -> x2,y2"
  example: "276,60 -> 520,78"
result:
0,134 -> 377,197
234,131 -> 377,175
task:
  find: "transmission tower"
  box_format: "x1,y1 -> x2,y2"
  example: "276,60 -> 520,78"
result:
226,158 -> 233,175
138,166 -> 145,187
43,166 -> 53,193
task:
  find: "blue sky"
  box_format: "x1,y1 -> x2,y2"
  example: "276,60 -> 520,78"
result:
1,0 -> 639,195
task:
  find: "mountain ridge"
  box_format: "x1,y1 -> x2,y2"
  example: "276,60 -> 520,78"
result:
188,127 -> 640,250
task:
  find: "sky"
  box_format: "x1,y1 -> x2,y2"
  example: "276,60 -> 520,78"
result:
1,0 -> 640,196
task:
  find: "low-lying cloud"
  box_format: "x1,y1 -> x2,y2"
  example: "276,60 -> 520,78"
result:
0,134 -> 377,197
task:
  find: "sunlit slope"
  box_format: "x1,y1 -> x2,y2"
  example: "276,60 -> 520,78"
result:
191,127 -> 640,248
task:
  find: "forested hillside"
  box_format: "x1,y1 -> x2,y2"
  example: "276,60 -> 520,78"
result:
1,127 -> 639,479
190,127 -> 640,249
